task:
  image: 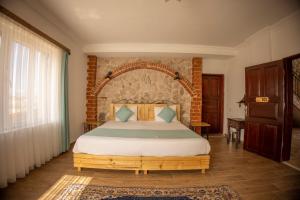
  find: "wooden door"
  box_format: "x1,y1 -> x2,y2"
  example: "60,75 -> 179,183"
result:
202,74 -> 224,134
245,60 -> 285,161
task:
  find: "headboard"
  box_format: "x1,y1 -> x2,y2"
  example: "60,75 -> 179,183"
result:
109,104 -> 181,121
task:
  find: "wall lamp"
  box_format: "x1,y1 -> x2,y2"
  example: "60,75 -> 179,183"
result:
105,71 -> 112,79
174,72 -> 181,80
237,95 -> 246,108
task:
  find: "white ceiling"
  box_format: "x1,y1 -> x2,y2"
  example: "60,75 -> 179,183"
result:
33,0 -> 300,47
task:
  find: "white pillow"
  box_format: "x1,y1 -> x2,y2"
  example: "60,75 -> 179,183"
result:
154,105 -> 178,122
115,105 -> 137,121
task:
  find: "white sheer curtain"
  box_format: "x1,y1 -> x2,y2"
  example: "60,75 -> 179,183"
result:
0,14 -> 63,188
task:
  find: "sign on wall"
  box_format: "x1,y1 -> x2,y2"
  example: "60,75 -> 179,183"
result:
255,97 -> 269,103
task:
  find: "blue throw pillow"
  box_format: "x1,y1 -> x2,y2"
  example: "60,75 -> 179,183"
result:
116,106 -> 134,122
158,106 -> 176,123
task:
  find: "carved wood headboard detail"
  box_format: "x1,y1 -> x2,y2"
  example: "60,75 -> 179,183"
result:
109,104 -> 180,121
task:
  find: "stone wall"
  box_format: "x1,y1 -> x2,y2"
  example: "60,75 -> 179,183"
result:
96,57 -> 195,126
293,58 -> 300,74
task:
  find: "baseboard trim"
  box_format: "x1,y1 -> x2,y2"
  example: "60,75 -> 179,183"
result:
282,161 -> 300,171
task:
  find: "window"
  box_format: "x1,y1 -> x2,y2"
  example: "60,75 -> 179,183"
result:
9,42 -> 30,115
0,14 -> 63,132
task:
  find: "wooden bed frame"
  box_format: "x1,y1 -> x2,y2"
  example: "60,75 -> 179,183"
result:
74,104 -> 210,174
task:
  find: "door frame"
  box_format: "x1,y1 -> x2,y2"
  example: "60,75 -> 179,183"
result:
283,53 -> 300,161
202,73 -> 224,134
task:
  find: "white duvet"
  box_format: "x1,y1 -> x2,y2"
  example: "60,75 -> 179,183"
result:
73,121 -> 211,156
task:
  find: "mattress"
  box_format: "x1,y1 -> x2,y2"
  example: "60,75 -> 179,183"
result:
73,121 -> 211,156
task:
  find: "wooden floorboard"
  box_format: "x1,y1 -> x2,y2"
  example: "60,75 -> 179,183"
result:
0,136 -> 299,200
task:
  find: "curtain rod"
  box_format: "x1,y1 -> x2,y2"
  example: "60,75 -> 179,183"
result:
0,5 -> 71,55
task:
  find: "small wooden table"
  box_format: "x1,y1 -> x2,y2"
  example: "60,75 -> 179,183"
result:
227,118 -> 245,148
190,122 -> 211,139
84,121 -> 105,133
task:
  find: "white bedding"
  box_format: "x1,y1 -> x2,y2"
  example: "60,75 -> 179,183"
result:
73,121 -> 211,156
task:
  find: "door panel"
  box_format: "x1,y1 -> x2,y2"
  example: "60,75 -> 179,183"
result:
264,66 -> 279,97
248,102 -> 278,119
246,68 -> 262,98
202,99 -> 219,113
245,122 -> 260,152
202,74 -> 224,134
260,124 -> 280,160
263,64 -> 284,121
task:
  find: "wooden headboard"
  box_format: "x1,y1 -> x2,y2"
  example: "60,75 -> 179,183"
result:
109,104 -> 180,121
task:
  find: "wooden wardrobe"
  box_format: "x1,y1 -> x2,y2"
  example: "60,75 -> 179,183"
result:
244,60 -> 291,162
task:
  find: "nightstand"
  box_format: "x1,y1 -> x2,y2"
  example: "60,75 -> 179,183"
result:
190,122 -> 211,140
83,121 -> 105,133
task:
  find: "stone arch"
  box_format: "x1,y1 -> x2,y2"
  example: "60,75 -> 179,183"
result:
93,61 -> 194,96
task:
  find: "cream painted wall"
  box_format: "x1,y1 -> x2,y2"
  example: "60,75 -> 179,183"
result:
226,10 -> 300,139
1,0 -> 87,143
271,11 -> 300,60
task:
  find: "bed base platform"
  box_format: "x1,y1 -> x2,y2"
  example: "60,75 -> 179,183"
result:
73,153 -> 210,174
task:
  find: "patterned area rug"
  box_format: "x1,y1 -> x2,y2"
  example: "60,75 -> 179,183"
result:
39,175 -> 240,200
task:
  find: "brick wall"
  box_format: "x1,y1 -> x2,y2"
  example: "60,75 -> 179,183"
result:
190,57 -> 202,124
86,55 -> 97,122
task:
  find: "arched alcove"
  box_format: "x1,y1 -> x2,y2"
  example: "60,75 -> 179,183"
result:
93,61 -> 194,96
98,69 -> 192,125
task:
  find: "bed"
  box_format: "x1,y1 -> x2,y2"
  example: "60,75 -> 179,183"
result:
73,104 -> 211,174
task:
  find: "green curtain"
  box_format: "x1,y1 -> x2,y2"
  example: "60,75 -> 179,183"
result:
61,51 -> 70,152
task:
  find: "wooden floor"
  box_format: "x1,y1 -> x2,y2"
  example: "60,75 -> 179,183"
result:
0,136 -> 300,200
